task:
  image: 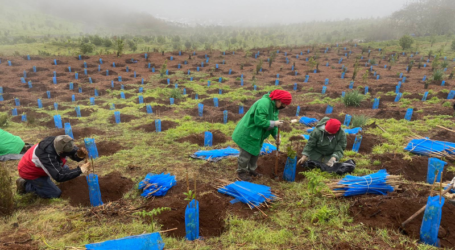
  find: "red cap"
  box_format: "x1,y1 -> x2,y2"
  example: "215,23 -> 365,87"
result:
269,90 -> 292,105
325,119 -> 341,134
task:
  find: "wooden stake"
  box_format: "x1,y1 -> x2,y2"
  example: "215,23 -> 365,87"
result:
401,183 -> 454,228
194,172 -> 197,200
186,165 -> 189,193
274,127 -> 281,177
436,125 -> 455,133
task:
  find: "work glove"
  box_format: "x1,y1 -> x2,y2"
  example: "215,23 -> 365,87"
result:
80,160 -> 92,174
297,155 -> 307,165
76,147 -> 88,159
327,157 -> 337,167
274,120 -> 284,127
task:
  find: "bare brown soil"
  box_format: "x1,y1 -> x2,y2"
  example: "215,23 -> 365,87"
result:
134,120 -> 178,132
176,130 -> 228,146
349,185 -> 455,248
59,171 -> 134,207
370,153 -> 455,182
145,180 -> 258,238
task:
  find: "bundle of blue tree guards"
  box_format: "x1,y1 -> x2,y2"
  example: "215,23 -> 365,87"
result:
216,180 -> 278,216
138,173 -> 177,198
327,169 -> 400,197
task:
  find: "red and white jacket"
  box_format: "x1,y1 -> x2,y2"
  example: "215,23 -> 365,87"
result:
18,137 -> 83,181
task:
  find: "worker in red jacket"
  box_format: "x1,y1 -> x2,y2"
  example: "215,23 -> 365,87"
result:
16,135 -> 91,198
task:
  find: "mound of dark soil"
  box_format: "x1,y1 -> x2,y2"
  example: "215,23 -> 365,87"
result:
134,120 -> 178,132
349,185 -> 455,249
96,141 -> 125,156
59,171 -> 133,207
108,114 -> 138,124
256,152 -> 306,181
431,130 -> 455,142
176,130 -> 228,146
51,128 -> 106,140
370,153 -> 454,182
145,181 -> 256,238
346,133 -> 383,154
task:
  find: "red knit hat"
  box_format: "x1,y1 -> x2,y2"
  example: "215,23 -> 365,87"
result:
325,119 -> 341,134
269,90 -> 292,105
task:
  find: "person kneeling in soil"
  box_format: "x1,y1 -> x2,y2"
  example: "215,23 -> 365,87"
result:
16,135 -> 91,199
232,89 -> 292,181
0,128 -> 32,161
297,117 -> 347,167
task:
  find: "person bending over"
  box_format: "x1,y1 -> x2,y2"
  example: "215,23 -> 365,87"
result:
298,117 -> 347,167
16,135 -> 91,198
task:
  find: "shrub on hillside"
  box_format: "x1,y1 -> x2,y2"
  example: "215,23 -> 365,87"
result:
399,35 -> 414,50
342,90 -> 364,107
351,115 -> 369,128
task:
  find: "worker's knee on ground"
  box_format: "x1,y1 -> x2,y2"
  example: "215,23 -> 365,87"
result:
36,188 -> 62,199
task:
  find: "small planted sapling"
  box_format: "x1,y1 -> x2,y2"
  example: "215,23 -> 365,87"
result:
184,190 -> 196,201
133,207 -> 171,231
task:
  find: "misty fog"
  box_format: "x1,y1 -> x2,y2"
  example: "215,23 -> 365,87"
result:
23,0 -> 409,26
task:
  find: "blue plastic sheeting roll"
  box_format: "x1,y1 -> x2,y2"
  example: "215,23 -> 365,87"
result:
84,138 -> 99,159
85,232 -> 164,250
138,173 -> 177,198
283,157 -> 297,182
218,181 -> 276,207
260,143 -> 277,155
420,195 -> 445,247
302,135 -> 310,140
427,158 -> 447,184
344,127 -> 362,135
185,199 -> 199,241
335,169 -> 394,197
404,138 -> 455,157
191,147 -> 239,162
86,174 -> 103,207
299,116 -> 318,126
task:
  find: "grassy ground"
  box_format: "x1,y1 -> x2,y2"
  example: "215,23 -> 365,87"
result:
1,37 -> 455,249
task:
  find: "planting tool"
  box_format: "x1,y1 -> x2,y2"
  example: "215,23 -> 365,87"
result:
274,127 -> 281,180
401,182 -> 454,228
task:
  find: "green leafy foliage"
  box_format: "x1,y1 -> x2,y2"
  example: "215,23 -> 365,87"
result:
311,205 -> 336,224
80,42 -> 94,54
116,39 -> 124,57
183,190 -> 196,201
133,207 -> 171,231
0,165 -> 14,217
286,145 -> 297,159
399,35 -> 414,50
342,90 -> 364,107
351,115 -> 369,128
0,113 -> 8,128
169,88 -> 183,99
432,69 -> 444,81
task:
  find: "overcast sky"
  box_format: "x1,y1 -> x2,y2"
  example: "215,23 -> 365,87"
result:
28,0 -> 411,25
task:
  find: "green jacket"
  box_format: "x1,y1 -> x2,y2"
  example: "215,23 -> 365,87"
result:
0,129 -> 25,155
232,94 -> 278,156
302,117 -> 347,161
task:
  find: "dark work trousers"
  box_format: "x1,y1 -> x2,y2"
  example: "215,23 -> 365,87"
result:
24,165 -> 69,198
237,148 -> 259,173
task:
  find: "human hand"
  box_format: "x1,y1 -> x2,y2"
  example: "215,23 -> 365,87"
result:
297,155 -> 307,165
76,147 -> 88,159
327,157 -> 337,167
80,161 -> 92,174
274,120 -> 284,127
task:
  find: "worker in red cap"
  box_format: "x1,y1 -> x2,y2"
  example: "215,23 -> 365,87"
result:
232,90 -> 292,181
297,117 -> 347,167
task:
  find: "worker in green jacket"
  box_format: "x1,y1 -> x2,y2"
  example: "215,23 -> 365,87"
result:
0,129 -> 31,161
232,90 -> 292,181
297,117 -> 347,166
